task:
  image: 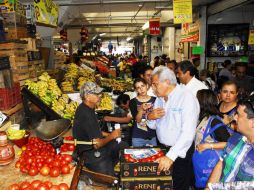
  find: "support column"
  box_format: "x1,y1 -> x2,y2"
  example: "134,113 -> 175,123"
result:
199,6 -> 207,70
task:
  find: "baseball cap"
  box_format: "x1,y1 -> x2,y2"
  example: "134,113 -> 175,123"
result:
80,82 -> 103,98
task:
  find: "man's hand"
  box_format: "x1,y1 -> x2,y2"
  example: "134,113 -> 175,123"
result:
93,138 -> 103,149
110,128 -> 121,140
103,116 -> 111,122
155,156 -> 173,173
148,108 -> 165,120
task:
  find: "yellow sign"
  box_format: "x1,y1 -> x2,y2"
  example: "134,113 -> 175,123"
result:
34,0 -> 59,27
173,0 -> 193,24
248,30 -> 254,45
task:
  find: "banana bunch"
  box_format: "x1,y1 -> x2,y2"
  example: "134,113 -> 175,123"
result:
6,128 -> 26,140
63,101 -> 79,120
25,80 -> 38,95
38,72 -> 51,82
64,63 -> 79,80
61,81 -> 74,92
48,79 -> 62,98
96,93 -> 113,111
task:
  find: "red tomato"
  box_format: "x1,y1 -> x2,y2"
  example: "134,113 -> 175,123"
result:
40,166 -> 50,176
52,160 -> 61,167
44,181 -> 53,188
31,180 -> 41,188
60,160 -> 67,166
8,184 -> 20,190
37,183 -> 49,190
58,183 -> 69,190
68,163 -> 75,170
46,157 -> 54,164
20,181 -> 30,189
62,155 -> 72,163
28,167 -> 39,176
49,185 -> 60,190
61,165 -> 70,174
49,167 -> 60,177
68,144 -> 75,151
15,161 -> 21,169
20,166 -> 28,173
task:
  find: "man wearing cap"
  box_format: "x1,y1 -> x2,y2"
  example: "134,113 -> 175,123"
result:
73,82 -> 126,176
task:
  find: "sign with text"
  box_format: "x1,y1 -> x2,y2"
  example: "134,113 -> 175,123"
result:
34,0 -> 59,27
248,29 -> 254,45
181,22 -> 199,42
149,19 -> 160,35
173,0 -> 192,24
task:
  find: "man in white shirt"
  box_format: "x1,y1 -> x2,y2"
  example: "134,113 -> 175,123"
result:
177,60 -> 208,96
147,66 -> 200,190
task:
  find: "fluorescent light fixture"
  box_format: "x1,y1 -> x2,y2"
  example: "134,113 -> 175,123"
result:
92,35 -> 97,40
126,37 -> 133,42
142,21 -> 149,30
99,33 -> 106,36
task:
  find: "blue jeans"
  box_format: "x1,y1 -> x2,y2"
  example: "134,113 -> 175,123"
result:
132,137 -> 157,147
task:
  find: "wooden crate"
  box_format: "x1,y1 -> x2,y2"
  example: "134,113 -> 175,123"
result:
0,41 -> 27,50
20,37 -> 37,50
13,72 -> 29,81
5,27 -> 28,40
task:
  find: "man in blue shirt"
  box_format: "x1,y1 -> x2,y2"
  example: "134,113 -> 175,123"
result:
147,66 -> 200,190
207,96 -> 254,189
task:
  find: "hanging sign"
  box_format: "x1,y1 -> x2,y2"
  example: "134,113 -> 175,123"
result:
34,0 -> 59,27
248,30 -> 254,45
173,0 -> 193,24
181,22 -> 199,42
192,46 -> 204,55
149,19 -> 160,35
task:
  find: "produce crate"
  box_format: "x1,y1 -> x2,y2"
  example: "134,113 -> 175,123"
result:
20,37 -> 37,50
27,51 -> 41,61
120,148 -> 171,178
0,82 -> 21,110
5,26 -> 28,40
121,178 -> 173,190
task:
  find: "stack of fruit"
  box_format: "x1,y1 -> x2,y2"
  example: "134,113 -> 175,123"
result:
8,181 -> 69,190
6,128 -> 26,140
15,137 -> 74,177
96,93 -> 113,111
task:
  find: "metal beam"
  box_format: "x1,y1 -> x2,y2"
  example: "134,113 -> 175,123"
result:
59,0 -> 170,6
207,0 -> 254,16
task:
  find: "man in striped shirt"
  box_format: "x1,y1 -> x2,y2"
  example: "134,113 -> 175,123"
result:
206,97 -> 254,189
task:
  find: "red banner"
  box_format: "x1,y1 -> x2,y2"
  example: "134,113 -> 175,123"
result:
149,19 -> 160,36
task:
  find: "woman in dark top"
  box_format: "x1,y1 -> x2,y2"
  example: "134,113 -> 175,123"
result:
129,78 -> 157,147
218,81 -> 238,132
195,89 -> 230,152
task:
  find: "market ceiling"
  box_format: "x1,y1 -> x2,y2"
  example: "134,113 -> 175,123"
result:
20,0 -> 253,39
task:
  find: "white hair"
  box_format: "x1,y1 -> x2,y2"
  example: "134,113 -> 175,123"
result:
152,66 -> 177,85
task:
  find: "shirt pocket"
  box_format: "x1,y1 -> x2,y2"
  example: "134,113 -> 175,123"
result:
168,107 -> 182,130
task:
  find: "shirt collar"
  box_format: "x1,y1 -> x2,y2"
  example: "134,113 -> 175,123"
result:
186,76 -> 195,87
242,136 -> 254,148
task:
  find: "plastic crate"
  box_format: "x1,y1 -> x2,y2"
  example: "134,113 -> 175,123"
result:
0,82 -> 21,110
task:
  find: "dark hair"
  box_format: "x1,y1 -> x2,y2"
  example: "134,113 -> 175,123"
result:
178,60 -> 197,76
235,62 -> 248,69
197,89 -> 222,120
221,80 -> 239,92
140,65 -> 153,75
167,60 -> 177,68
222,60 -> 231,68
133,78 -> 147,88
116,94 -> 130,106
238,94 -> 254,119
154,56 -> 160,60
200,69 -> 210,78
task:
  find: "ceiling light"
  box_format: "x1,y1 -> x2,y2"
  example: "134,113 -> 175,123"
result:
126,37 -> 133,42
99,33 -> 106,36
138,4 -> 143,7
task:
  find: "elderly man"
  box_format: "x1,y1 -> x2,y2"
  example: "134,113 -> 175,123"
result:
73,82 -> 127,176
147,66 -> 200,190
206,96 -> 254,189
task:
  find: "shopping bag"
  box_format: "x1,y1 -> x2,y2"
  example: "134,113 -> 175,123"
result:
192,116 -> 225,188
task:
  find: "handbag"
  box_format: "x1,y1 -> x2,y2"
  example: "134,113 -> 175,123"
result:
192,115 -> 225,188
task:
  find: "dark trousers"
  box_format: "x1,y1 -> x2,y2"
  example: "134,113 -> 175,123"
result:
172,143 -> 195,190
83,141 -> 128,176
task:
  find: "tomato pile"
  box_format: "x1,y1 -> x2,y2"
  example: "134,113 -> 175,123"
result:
60,136 -> 75,153
8,180 -> 69,190
124,150 -> 164,163
15,137 -> 74,177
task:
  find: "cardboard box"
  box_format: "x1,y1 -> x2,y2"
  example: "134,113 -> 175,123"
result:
121,177 -> 173,190
120,148 -> 171,178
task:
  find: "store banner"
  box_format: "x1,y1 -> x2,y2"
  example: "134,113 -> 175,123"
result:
173,0 -> 193,24
248,29 -> 254,45
181,22 -> 199,42
0,0 -> 24,15
34,0 -> 59,27
149,19 -> 160,35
